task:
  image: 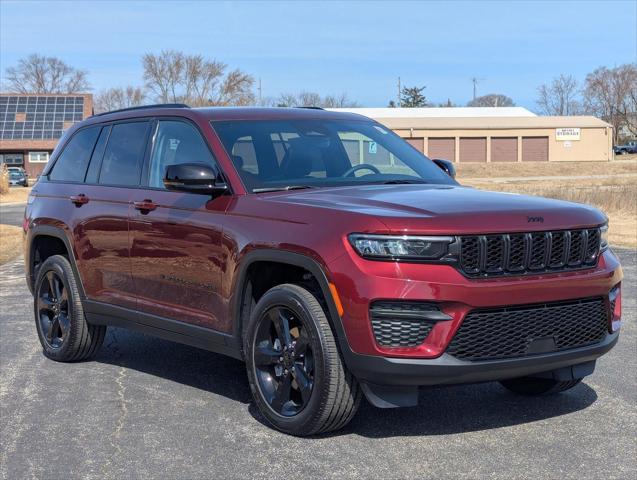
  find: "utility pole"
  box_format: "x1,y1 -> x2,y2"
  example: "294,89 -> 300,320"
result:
258,77 -> 262,105
397,76 -> 402,107
471,77 -> 479,101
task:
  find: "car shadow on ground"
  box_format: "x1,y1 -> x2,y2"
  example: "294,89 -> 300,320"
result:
95,327 -> 598,438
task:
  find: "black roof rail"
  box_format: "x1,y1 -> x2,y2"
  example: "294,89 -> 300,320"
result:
298,106 -> 324,110
93,103 -> 190,117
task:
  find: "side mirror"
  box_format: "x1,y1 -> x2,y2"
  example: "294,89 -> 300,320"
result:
432,158 -> 456,179
163,163 -> 228,195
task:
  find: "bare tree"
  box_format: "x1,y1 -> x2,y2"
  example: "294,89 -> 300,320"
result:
142,51 -> 254,106
467,93 -> 514,107
4,54 -> 90,93
583,64 -> 637,141
537,74 -> 581,115
276,91 -> 359,108
95,86 -> 146,113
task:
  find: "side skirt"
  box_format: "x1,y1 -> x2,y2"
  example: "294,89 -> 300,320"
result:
83,300 -> 243,360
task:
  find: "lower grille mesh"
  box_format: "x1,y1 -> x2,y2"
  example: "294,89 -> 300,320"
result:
446,297 -> 609,361
370,301 -> 437,347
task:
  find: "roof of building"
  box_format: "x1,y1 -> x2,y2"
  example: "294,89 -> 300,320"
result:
327,107 -> 537,118
367,115 -> 612,130
0,93 -> 93,143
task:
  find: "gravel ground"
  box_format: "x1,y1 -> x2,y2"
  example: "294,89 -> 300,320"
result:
1,249 -> 635,479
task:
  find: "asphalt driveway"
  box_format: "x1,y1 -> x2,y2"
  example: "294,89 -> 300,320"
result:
1,249 -> 635,479
0,202 -> 25,227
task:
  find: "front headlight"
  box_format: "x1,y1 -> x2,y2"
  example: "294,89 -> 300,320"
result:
348,234 -> 455,260
600,223 -> 609,252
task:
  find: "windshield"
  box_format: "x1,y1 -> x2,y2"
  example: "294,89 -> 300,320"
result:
212,119 -> 455,192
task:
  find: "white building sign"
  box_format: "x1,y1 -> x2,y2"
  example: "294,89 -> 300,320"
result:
556,128 -> 580,141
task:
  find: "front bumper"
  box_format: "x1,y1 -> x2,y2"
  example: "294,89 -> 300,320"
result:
329,248 -> 622,359
344,330 -> 618,387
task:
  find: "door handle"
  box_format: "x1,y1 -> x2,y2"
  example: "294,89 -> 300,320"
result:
133,199 -> 157,213
70,194 -> 89,207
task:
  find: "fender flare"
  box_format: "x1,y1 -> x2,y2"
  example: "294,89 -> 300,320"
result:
26,224 -> 86,298
231,249 -> 351,355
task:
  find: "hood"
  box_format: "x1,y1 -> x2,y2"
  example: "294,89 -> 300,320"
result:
261,184 -> 606,234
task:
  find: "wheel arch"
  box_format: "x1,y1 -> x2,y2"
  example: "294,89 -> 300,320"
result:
231,249 -> 350,357
27,225 -> 85,298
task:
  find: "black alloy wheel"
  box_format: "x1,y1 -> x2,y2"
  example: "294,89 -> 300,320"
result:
37,270 -> 70,349
253,305 -> 315,416
33,255 -> 106,361
245,283 -> 361,436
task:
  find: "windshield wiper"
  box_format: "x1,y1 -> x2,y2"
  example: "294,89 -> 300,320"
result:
379,179 -> 429,185
252,185 -> 316,193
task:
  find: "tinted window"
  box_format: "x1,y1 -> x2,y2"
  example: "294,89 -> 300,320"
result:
85,125 -> 111,183
99,121 -> 149,186
148,120 -> 216,189
49,126 -> 100,182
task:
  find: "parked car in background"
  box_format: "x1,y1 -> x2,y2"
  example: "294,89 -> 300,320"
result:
24,105 -> 622,436
8,167 -> 29,187
613,140 -> 637,155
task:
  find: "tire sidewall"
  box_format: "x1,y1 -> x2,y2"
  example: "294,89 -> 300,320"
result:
245,285 -> 330,434
33,256 -> 82,361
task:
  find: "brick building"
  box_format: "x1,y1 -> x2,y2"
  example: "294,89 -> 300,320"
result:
0,93 -> 93,177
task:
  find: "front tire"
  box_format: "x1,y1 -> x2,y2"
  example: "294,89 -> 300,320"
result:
499,377 -> 581,395
34,255 -> 106,362
244,284 -> 361,436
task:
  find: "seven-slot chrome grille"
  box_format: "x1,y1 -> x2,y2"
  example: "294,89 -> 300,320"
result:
459,228 -> 601,278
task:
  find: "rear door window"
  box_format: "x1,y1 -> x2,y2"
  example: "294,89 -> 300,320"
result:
49,126 -> 101,182
99,121 -> 150,186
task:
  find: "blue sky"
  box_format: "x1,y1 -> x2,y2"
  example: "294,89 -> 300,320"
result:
1,0 -> 635,110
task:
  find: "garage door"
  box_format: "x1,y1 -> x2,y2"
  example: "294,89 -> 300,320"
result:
459,138 -> 487,162
428,138 -> 455,161
405,137 -> 424,154
522,137 -> 549,161
491,137 -> 518,162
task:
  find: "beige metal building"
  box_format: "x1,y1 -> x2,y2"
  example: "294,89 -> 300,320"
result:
331,108 -> 613,163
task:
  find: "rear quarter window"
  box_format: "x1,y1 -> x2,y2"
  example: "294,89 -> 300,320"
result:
49,126 -> 101,182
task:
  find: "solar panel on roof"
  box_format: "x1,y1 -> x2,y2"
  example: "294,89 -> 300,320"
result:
0,95 -> 85,140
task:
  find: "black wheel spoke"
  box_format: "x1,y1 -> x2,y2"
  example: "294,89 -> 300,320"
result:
293,365 -> 313,404
272,310 -> 292,346
47,316 -> 60,342
59,288 -> 69,310
38,295 -> 55,312
46,271 -> 56,297
57,313 -> 70,337
254,342 -> 280,366
271,373 -> 292,412
293,332 -> 310,356
52,275 -> 63,301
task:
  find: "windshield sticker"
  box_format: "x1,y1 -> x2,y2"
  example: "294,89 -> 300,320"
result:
368,142 -> 377,154
169,138 -> 180,150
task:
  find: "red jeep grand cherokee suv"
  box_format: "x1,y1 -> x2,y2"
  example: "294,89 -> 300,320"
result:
24,105 -> 622,435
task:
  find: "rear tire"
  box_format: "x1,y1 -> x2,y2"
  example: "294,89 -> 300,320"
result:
34,255 -> 106,362
499,377 -> 581,396
244,283 -> 361,436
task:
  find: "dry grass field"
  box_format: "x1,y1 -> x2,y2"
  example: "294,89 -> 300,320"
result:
457,159 -> 637,179
0,186 -> 31,204
0,224 -> 23,265
460,160 -> 637,248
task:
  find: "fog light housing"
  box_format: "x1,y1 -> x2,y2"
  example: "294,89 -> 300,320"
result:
609,285 -> 621,332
